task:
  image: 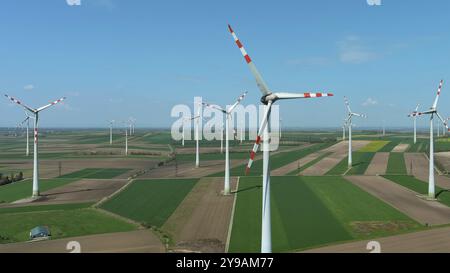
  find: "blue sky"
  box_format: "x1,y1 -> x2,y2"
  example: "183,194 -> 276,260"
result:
1,0 -> 450,129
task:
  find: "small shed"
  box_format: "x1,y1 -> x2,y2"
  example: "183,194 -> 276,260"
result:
30,226 -> 51,240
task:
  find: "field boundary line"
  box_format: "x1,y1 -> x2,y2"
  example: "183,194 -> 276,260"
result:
94,207 -> 144,228
94,178 -> 136,208
343,167 -> 352,176
225,176 -> 239,253
423,152 -> 443,175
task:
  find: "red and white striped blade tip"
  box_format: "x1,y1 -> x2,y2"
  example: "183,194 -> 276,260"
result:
228,24 -> 233,33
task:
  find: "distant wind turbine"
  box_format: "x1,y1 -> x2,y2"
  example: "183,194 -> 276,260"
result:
4,94 -> 66,197
344,97 -> 366,168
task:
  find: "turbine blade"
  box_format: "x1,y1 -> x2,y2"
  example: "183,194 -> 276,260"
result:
436,112 -> 450,131
36,97 -> 67,112
344,96 -> 352,113
4,94 -> 36,113
245,101 -> 273,175
202,102 -> 226,113
432,80 -> 444,109
415,103 -> 420,112
274,92 -> 333,100
20,117 -> 29,125
352,112 -> 366,118
227,91 -> 248,113
228,24 -> 270,96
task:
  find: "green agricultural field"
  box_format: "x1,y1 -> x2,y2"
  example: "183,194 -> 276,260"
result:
383,175 -> 450,207
378,141 -> 401,152
210,142 -> 335,177
435,140 -> 450,152
286,152 -> 333,176
58,168 -> 131,179
359,141 -> 390,152
386,153 -> 407,174
0,178 -> 78,203
228,176 -> 421,252
326,152 -> 375,175
0,207 -> 136,244
101,178 -> 197,227
407,139 -> 428,152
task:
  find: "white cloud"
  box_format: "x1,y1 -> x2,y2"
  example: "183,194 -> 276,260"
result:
362,97 -> 378,106
338,36 -> 377,64
24,84 -> 34,91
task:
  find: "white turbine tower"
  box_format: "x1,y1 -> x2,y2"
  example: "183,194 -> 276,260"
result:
194,108 -> 201,168
342,119 -> 347,141
408,80 -> 449,199
19,113 -> 33,156
408,104 -> 420,144
203,91 -> 248,195
109,120 -> 115,145
5,94 -> 66,197
344,97 -> 365,168
228,24 -> 333,253
190,106 -> 202,168
220,126 -> 224,153
122,121 -> 129,156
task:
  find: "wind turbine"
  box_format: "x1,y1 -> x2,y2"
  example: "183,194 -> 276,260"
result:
344,97 -> 365,168
122,121 -> 130,156
4,94 -> 66,197
189,105 -> 202,167
228,24 -> 333,253
203,91 -> 248,195
342,119 -> 347,141
109,120 -> 115,145
408,80 -> 449,199
19,113 -> 33,156
220,126 -> 224,153
408,104 -> 420,144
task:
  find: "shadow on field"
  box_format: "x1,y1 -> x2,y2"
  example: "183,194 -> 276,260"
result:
234,185 -> 261,194
352,162 -> 365,168
436,189 -> 450,198
43,188 -> 103,196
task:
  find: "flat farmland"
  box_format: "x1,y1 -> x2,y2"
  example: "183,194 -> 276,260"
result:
326,152 -> 375,175
228,176 -> 420,252
0,205 -> 136,244
58,168 -> 131,179
0,178 -> 78,203
101,178 -> 198,227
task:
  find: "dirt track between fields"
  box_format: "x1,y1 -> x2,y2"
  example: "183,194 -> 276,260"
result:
0,230 -> 165,253
346,176 -> 450,226
302,141 -> 370,175
302,226 -> 450,253
364,152 -> 389,175
271,152 -> 324,176
38,179 -> 128,204
139,160 -> 243,179
162,177 -> 236,253
404,153 -> 450,189
140,145 -> 309,179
